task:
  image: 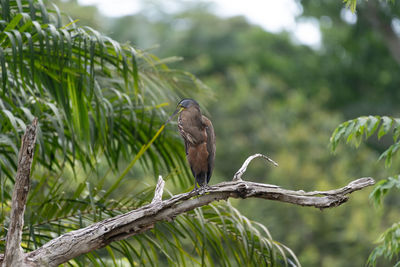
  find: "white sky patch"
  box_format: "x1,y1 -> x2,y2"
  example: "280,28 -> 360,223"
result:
293,20 -> 321,47
77,0 -> 321,46
340,8 -> 357,24
79,0 -> 141,17
391,18 -> 400,37
213,0 -> 301,33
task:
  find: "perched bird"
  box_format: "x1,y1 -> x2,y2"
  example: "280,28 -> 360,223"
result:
166,99 -> 216,192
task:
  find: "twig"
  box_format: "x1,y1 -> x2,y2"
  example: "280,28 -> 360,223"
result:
234,153 -> 278,181
151,176 -> 165,204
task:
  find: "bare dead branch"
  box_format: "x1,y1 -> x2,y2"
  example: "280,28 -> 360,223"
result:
2,118 -> 38,267
25,175 -> 374,266
151,176 -> 166,204
233,153 -> 278,181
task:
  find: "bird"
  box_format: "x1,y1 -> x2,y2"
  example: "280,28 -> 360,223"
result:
165,99 -> 216,192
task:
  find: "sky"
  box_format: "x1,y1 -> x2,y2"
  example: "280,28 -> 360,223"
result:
77,0 -> 321,46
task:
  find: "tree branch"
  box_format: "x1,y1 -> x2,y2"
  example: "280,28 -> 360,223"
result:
233,153 -> 278,181
24,155 -> 374,266
2,118 -> 38,267
151,176 -> 165,204
0,151 -> 375,266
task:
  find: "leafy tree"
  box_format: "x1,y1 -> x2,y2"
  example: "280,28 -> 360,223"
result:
331,115 -> 400,266
0,0 -> 298,265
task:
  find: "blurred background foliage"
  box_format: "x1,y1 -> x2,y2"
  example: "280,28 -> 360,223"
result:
2,0 -> 400,265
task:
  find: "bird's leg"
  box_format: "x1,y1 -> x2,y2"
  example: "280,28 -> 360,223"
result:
197,182 -> 212,195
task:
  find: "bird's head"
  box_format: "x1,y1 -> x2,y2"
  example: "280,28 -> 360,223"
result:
165,98 -> 199,125
177,98 -> 199,109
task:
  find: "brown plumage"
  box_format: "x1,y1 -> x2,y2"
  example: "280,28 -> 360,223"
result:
166,99 -> 215,191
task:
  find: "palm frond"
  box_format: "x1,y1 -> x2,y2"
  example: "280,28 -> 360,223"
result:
0,0 -> 206,187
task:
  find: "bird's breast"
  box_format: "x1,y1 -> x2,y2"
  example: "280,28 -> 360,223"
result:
178,116 -> 206,144
187,142 -> 209,174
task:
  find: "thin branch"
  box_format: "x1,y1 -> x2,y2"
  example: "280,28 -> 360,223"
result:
233,153 -> 278,181
151,176 -> 165,204
2,118 -> 38,267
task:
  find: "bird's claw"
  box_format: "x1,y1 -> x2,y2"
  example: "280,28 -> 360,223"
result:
191,184 -> 212,195
190,187 -> 200,194
202,184 -> 212,190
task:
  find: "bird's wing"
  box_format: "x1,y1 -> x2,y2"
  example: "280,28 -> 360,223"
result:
184,140 -> 188,155
202,115 -> 216,183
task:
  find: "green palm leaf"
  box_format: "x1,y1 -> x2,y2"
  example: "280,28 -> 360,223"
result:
0,0 -> 200,183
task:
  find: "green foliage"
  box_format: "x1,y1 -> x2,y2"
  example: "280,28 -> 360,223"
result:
0,0 -> 201,185
368,175 -> 400,266
330,115 -> 400,265
368,222 -> 400,267
342,0 -> 395,13
343,0 -> 357,13
330,116 -> 400,166
370,175 -> 400,206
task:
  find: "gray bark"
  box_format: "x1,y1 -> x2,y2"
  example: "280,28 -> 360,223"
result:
2,118 -> 38,267
24,174 -> 374,266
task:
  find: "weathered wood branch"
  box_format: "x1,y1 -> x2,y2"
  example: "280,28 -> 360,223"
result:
2,118 -> 38,267
151,176 -> 165,204
26,172 -> 373,265
0,142 -> 375,267
233,153 -> 278,181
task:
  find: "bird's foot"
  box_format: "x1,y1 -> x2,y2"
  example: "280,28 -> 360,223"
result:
198,188 -> 206,195
198,184 -> 212,195
202,184 -> 212,190
190,187 -> 200,194
190,184 -> 212,195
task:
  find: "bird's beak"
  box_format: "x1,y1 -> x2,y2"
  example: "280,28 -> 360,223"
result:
164,107 -> 184,125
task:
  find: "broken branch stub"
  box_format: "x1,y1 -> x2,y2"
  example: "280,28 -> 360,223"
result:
2,118 -> 38,267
